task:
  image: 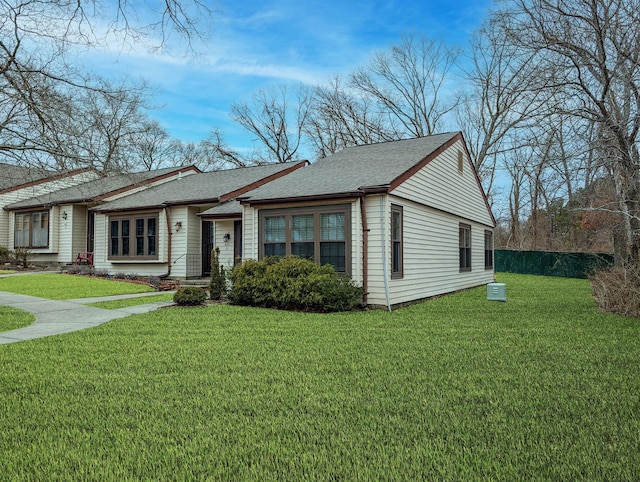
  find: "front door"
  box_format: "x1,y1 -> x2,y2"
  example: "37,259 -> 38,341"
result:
202,221 -> 214,276
234,220 -> 242,265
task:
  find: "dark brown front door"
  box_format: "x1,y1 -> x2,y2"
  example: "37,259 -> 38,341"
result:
234,220 -> 242,265
202,221 -> 214,276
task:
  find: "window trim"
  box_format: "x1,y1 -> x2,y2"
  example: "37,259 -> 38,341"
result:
391,204 -> 403,279
484,230 -> 494,270
14,210 -> 50,249
459,223 -> 472,272
108,212 -> 159,260
258,204 -> 351,273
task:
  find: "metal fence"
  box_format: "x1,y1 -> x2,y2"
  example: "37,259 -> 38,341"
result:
495,249 -> 614,279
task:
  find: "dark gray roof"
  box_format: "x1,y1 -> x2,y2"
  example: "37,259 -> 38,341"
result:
6,167 -> 193,210
92,162 -> 306,212
199,200 -> 242,217
0,163 -> 68,191
240,133 -> 460,203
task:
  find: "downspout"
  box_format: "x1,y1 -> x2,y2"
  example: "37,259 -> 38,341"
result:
359,195 -> 369,307
380,195 -> 391,312
163,207 -> 172,278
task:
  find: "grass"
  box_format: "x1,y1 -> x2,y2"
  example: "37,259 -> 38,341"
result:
0,273 -> 639,479
0,273 -> 154,299
0,306 -> 35,332
87,293 -> 175,309
0,269 -> 16,275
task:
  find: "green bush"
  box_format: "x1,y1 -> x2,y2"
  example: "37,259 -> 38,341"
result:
0,245 -> 11,264
229,256 -> 363,312
209,247 -> 226,300
12,247 -> 35,268
173,287 -> 208,306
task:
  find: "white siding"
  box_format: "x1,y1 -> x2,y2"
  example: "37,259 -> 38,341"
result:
214,220 -> 235,269
384,197 -> 494,306
242,206 -> 258,261
392,139 -> 494,227
93,209 -> 170,277
0,170 -> 99,248
71,205 -> 88,259
363,195 -> 387,306
169,206 -> 190,277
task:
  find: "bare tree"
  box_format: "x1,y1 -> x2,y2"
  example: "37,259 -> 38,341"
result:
306,76 -> 395,158
129,120 -> 179,171
0,0 -> 213,171
457,20 -> 550,197
231,84 -> 311,163
350,35 -> 460,138
493,0 -> 640,261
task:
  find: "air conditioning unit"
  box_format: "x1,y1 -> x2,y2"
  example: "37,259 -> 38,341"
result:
487,283 -> 506,302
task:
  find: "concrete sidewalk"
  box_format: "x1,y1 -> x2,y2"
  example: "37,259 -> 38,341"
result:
0,291 -> 174,345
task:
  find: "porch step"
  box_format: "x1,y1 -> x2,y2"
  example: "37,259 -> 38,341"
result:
172,278 -> 210,288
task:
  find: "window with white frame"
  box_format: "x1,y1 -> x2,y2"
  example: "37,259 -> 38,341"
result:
14,211 -> 49,249
260,205 -> 350,273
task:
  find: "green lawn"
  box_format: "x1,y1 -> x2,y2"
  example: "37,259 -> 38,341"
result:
0,273 -> 638,480
0,306 -> 35,331
87,292 -> 175,309
0,273 -> 155,299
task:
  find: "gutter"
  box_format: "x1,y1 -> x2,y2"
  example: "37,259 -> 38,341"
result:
163,207 -> 172,278
360,196 -> 369,306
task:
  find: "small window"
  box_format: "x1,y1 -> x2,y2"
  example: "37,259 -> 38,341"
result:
391,205 -> 403,279
484,230 -> 494,270
291,214 -> 315,259
264,216 -> 286,257
14,211 -> 49,249
458,150 -> 464,173
459,223 -> 471,272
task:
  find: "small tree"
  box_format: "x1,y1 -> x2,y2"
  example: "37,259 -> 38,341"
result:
12,248 -> 35,268
209,247 -> 226,300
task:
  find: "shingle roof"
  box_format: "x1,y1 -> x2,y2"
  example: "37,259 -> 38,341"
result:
5,167 -> 196,210
199,200 -> 242,217
239,133 -> 460,204
92,162 -> 307,212
0,163 -> 76,192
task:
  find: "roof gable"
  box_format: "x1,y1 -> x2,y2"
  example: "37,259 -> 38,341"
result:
240,133 -> 460,204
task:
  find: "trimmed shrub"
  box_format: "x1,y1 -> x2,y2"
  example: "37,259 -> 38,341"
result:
209,247 -> 226,300
229,256 -> 363,312
173,286 -> 208,306
589,262 -> 640,318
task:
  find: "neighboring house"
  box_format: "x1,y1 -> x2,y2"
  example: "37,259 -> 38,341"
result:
4,166 -> 200,265
0,163 -> 101,252
235,132 -> 496,309
90,161 -> 307,278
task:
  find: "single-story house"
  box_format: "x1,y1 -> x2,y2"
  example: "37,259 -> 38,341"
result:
3,166 -> 200,265
0,163 -> 100,252
90,161 -> 307,278
233,132 -> 495,309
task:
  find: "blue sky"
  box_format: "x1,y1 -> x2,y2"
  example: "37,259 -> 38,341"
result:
86,0 -> 494,152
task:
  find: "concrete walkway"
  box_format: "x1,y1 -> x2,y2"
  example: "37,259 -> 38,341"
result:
0,290 -> 175,345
